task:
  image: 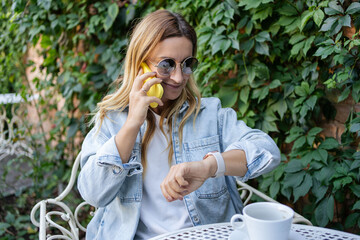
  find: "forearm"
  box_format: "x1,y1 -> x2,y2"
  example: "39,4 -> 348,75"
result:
115,119 -> 141,163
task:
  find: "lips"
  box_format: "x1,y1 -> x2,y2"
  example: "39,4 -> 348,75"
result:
161,82 -> 182,89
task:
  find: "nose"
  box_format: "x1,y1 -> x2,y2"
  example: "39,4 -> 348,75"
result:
170,63 -> 184,84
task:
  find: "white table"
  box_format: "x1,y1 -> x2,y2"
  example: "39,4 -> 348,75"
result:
149,222 -> 360,240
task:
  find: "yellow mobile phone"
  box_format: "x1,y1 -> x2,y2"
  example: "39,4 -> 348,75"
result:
141,62 -> 164,108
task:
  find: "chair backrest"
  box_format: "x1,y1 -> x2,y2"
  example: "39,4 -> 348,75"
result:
0,94 -> 34,161
30,152 -> 94,240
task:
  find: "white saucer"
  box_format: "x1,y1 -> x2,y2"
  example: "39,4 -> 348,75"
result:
229,229 -> 303,240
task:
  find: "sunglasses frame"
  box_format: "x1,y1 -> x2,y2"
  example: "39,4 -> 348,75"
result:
148,56 -> 198,77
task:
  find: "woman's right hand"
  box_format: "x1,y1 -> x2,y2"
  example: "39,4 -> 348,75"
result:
127,68 -> 163,127
115,69 -> 163,163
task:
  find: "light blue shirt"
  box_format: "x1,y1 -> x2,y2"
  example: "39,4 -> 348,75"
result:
78,97 -> 281,240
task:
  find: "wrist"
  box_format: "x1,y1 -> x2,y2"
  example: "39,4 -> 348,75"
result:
203,151 -> 226,178
202,155 -> 217,178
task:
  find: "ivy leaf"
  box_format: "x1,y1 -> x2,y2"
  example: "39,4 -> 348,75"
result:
272,99 -> 287,119
255,31 -> 271,42
104,3 -> 119,31
238,0 -> 262,10
283,171 -> 306,189
255,42 -> 269,56
218,87 -> 238,107
211,36 -> 226,55
289,33 -> 306,45
104,15 -> 114,32
285,126 -> 304,143
293,173 -> 313,202
339,15 -> 351,28
338,86 -> 350,102
314,167 -> 335,184
350,123 -> 360,133
125,4 -> 136,25
270,181 -> 280,198
262,109 -> 279,133
350,185 -> 360,198
241,39 -> 254,55
278,4 -> 298,16
294,96 -> 306,107
108,3 -> 119,20
350,159 -> 360,171
38,0 -> 52,10
253,86 -> 269,103
285,159 -> 304,173
319,138 -> 339,149
291,41 -> 305,56
318,149 -> 328,164
325,1 -> 344,15
293,136 -> 306,149
312,179 -> 328,203
327,195 -> 334,220
0,222 -> 11,235
320,16 -> 338,32
313,9 -> 325,27
67,120 -> 79,140
228,30 -> 240,50
300,11 -> 314,32
345,213 -> 360,228
313,46 -> 335,59
303,36 -> 315,56
295,82 -> 309,97
220,39 -> 232,54
352,200 -> 360,210
269,79 -> 281,89
315,197 -> 330,227
307,127 -> 322,145
240,86 -> 250,103
238,100 -> 249,116
346,2 -> 360,14
305,95 -> 317,110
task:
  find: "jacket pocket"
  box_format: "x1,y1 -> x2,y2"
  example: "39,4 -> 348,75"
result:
183,135 -> 228,199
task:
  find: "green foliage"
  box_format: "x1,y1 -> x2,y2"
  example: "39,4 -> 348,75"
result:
1,0 -> 360,237
169,0 -> 360,232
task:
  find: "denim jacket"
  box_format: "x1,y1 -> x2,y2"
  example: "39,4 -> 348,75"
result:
78,97 -> 280,240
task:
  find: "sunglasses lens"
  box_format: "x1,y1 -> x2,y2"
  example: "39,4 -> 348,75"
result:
183,57 -> 198,75
157,59 -> 175,76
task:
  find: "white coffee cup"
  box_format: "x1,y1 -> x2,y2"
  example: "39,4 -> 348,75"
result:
230,202 -> 294,240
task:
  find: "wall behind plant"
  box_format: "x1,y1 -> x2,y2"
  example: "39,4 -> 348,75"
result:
0,0 -> 359,238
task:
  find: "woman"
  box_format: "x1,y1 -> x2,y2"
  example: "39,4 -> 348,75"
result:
78,9 -> 280,240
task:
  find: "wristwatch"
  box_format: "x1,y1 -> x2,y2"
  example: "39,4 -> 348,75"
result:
203,151 -> 225,178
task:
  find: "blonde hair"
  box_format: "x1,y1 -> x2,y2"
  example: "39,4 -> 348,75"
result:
93,10 -> 201,171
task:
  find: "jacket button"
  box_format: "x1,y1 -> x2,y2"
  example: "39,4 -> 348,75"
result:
112,166 -> 121,174
194,216 -> 199,222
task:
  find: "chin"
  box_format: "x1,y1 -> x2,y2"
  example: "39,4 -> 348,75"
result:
162,92 -> 182,102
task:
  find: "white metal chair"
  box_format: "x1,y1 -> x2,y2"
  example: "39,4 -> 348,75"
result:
0,94 -> 36,161
30,153 -> 312,239
30,153 -> 94,240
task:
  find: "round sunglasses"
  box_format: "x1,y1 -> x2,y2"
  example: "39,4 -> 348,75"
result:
148,57 -> 198,77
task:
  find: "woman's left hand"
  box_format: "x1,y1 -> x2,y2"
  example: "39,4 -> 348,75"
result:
160,157 -> 217,202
